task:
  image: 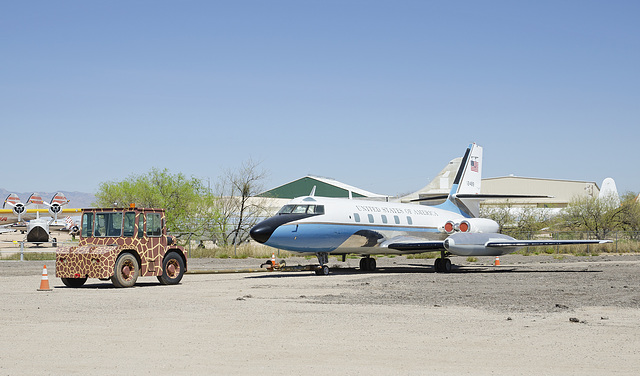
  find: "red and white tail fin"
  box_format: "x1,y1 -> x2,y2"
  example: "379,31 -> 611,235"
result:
50,192 -> 69,206
27,193 -> 44,206
4,193 -> 22,209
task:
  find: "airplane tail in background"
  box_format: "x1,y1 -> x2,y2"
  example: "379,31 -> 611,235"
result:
26,193 -> 44,206
25,192 -> 69,220
598,178 -> 620,206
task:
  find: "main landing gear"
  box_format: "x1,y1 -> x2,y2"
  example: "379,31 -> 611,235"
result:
359,256 -> 377,272
315,252 -> 330,276
434,250 -> 452,273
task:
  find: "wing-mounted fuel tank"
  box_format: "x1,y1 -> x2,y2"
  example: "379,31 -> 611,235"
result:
441,217 -> 499,234
3,194 -> 26,220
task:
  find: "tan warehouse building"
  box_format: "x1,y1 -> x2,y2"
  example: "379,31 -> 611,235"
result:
481,176 -> 601,209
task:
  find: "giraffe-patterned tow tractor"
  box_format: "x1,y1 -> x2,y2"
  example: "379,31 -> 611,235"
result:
56,206 -> 187,288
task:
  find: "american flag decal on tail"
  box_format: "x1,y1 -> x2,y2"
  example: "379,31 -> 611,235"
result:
470,159 -> 479,172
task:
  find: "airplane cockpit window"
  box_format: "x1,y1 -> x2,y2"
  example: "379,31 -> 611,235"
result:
277,204 -> 325,215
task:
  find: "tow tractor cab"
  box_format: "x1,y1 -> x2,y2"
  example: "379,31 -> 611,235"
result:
56,206 -> 187,288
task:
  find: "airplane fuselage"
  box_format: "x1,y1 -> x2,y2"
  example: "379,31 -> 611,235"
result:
251,195 -> 496,255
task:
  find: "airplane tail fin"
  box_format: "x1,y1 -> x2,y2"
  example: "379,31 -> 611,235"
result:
27,193 -> 44,206
4,193 -> 22,209
434,143 -> 483,217
50,192 -> 69,206
415,144 -> 552,217
598,178 -> 620,206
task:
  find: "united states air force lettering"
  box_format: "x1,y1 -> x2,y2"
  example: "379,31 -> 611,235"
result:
355,205 -> 438,216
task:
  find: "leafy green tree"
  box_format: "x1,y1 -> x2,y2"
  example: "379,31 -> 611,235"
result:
480,202 -> 551,238
560,194 -> 622,239
618,192 -> 640,238
94,168 -> 218,238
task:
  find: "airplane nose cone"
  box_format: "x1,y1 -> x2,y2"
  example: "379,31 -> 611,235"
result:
250,222 -> 274,244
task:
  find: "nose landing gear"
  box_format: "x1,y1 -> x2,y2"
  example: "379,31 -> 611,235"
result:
315,252 -> 330,275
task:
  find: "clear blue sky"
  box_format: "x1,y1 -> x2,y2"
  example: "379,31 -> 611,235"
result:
3,1 -> 639,196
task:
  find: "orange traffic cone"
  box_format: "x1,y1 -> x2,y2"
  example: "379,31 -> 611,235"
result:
38,265 -> 52,291
271,252 -> 277,268
494,256 -> 501,266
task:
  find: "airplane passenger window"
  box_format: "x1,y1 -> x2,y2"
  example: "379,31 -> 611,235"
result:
354,213 -> 360,222
394,215 -> 400,224
407,216 -> 413,225
368,214 -> 374,223
381,215 -> 388,224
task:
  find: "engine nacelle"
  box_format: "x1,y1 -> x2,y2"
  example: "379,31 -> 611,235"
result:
48,203 -> 62,216
462,218 -> 500,233
443,232 -> 519,256
442,218 -> 499,234
12,203 -> 25,216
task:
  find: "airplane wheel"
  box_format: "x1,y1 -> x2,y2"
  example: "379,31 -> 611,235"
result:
359,258 -> 368,271
315,265 -> 330,275
434,258 -> 451,273
443,258 -> 452,272
367,258 -> 376,271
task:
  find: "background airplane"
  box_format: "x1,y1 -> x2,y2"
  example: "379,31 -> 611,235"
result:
250,143 -> 610,275
1,192 -> 81,243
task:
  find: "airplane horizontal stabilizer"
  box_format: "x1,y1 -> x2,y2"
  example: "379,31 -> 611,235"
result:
412,194 -> 553,203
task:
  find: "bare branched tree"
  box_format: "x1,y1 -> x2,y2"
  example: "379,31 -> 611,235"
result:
214,159 -> 269,249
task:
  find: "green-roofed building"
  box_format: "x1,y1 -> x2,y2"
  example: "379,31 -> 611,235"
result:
257,175 -> 387,199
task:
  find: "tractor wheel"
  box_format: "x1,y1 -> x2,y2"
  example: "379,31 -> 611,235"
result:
157,252 -> 185,285
111,253 -> 139,288
61,277 -> 87,288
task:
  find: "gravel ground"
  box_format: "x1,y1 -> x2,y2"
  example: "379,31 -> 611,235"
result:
1,252 -> 639,375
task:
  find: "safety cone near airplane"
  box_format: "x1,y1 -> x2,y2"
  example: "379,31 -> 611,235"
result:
38,265 -> 52,291
494,256 -> 501,266
270,252 -> 278,269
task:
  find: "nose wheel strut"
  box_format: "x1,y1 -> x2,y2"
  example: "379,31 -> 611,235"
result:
315,252 -> 330,275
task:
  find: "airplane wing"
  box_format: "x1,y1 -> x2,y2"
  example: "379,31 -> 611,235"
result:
485,239 -> 611,247
383,236 -> 445,252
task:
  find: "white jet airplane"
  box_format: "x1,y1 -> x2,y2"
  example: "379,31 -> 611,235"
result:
250,143 -> 611,275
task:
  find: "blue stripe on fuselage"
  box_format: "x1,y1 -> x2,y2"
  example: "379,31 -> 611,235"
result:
264,222 -> 440,253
